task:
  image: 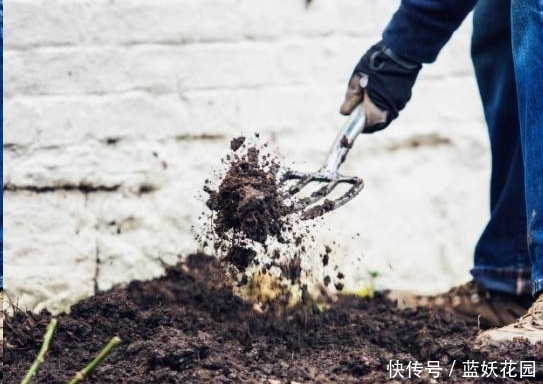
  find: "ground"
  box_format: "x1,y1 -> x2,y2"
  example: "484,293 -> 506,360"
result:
4,255 -> 542,384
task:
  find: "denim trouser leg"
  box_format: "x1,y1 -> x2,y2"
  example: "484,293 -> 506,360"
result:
511,0 -> 543,296
470,0 -> 532,295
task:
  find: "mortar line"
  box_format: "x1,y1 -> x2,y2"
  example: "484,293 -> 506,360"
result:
84,192 -> 100,295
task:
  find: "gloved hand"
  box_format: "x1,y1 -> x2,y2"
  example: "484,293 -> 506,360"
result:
340,42 -> 422,132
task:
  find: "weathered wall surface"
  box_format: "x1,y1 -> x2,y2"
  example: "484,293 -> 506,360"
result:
4,0 -> 489,313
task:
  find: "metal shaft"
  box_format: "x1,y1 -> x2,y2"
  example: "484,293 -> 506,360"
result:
319,105 -> 366,176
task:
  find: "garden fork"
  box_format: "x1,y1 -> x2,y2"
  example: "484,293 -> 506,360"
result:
283,102 -> 368,220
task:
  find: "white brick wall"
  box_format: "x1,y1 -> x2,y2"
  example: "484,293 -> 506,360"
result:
4,0 -> 489,313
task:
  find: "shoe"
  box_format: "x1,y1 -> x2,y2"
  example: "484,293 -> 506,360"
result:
475,293 -> 543,347
388,280 -> 532,329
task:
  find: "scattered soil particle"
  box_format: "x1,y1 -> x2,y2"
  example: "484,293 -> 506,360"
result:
230,136 -> 246,152
223,246 -> 256,273
322,253 -> 329,266
322,245 -> 331,267
5,255 -> 542,384
334,282 -> 344,291
340,135 -> 352,148
202,137 -> 325,294
280,257 -> 302,284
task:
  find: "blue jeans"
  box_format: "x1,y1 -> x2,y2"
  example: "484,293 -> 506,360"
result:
470,0 -> 543,296
511,0 -> 543,296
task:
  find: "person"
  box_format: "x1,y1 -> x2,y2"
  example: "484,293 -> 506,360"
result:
340,0 -> 542,347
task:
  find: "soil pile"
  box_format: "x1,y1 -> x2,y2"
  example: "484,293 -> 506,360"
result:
4,255 -> 541,384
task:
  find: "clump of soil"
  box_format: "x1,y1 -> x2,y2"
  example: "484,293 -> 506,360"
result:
205,144 -> 290,244
223,246 -> 256,273
200,136 -> 354,308
4,255 -> 542,384
201,137 -> 323,305
230,136 -> 246,151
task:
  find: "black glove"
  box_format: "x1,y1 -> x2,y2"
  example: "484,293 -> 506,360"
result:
340,42 -> 422,132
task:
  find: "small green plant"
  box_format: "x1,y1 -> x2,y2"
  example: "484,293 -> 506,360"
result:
368,270 -> 380,280
313,302 -> 327,313
342,270 -> 381,298
20,318 -> 58,384
68,336 -> 122,384
20,318 -> 121,384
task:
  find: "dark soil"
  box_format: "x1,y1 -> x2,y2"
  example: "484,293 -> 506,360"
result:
201,137 -> 324,299
230,137 -> 246,152
205,143 -> 290,245
201,137 -> 353,295
4,255 -> 542,384
223,246 -> 257,273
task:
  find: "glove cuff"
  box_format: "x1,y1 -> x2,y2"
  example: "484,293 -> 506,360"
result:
353,41 -> 422,130
381,45 -> 421,70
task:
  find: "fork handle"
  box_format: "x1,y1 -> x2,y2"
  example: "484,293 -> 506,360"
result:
319,105 -> 366,176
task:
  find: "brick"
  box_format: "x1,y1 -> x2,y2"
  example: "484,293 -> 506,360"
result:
180,43 -> 283,90
4,93 -> 191,147
5,0 -> 243,49
6,43 -> 284,96
4,0 -> 88,48
3,98 -> 41,146
182,89 -> 241,133
87,189 -> 201,290
6,0 -> 399,50
328,0 -> 399,38
274,36 -> 373,85
3,191 -> 96,313
89,0 -> 242,45
236,85 -> 343,135
8,0 -> 319,49
237,0 -> 338,40
3,134 -> 229,190
3,48 -> 132,97
404,75 -> 483,129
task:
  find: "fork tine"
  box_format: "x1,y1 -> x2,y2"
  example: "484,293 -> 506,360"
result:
311,180 -> 339,198
295,180 -> 339,208
281,170 -> 312,194
299,178 -> 364,220
288,175 -> 313,195
333,178 -> 364,209
282,168 -> 364,218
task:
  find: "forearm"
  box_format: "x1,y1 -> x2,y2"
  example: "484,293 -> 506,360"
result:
382,0 -> 478,63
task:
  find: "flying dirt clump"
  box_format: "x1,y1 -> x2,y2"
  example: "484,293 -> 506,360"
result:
201,136 -> 346,307
204,144 -> 291,244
